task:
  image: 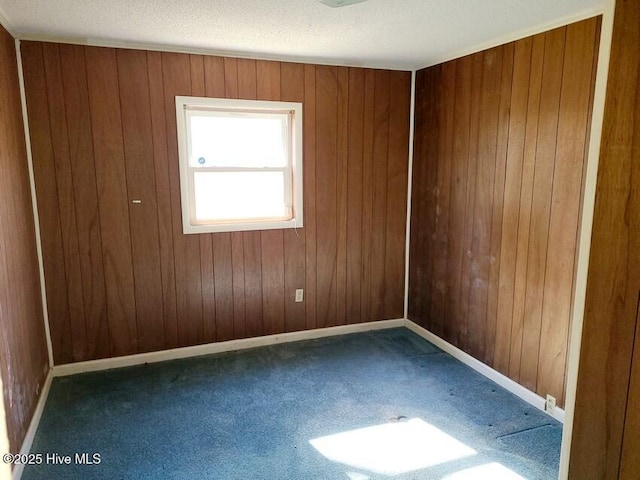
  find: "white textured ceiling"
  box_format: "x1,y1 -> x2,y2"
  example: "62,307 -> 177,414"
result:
0,0 -> 603,70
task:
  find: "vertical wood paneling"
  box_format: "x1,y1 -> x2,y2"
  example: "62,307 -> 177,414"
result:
518,27 -> 565,391
570,2 -> 640,477
59,44 -> 110,361
509,33 -> 545,382
467,48 -> 502,361
243,232 -> 263,337
85,47 -> 138,356
422,66 -> 442,332
0,27 -> 49,452
117,49 -> 165,353
22,43 -> 411,364
429,64 -> 455,338
211,234 -> 233,341
147,51 -> 179,348
22,42 -> 73,365
346,68 -> 365,323
384,71 -> 410,322
444,57 -> 471,345
315,66 -> 339,328
494,39 -> 531,375
360,69 -> 376,324
371,69 -> 390,321
336,67 -> 349,326
410,18 -> 599,405
620,298 -> 640,477
458,54 -> 482,351
41,44 -> 87,362
485,43 -> 514,364
537,19 -> 598,405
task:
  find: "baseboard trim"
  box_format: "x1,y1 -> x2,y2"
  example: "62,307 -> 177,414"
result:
13,370 -> 53,480
52,319 -> 406,377
404,319 -> 565,423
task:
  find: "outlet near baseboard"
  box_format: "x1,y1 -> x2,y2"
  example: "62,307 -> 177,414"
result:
545,394 -> 556,414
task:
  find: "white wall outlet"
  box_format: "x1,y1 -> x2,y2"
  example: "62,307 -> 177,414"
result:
545,394 -> 556,414
295,289 -> 304,303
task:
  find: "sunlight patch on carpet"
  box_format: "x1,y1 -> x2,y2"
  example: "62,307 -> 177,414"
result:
310,418 -> 476,475
442,462 -> 526,479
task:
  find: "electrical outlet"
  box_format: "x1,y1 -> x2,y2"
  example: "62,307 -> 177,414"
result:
295,289 -> 304,303
545,394 -> 556,414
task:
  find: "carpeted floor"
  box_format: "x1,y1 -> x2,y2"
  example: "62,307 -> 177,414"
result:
22,328 -> 562,479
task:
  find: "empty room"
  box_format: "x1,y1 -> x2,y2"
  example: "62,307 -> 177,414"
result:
0,0 -> 639,479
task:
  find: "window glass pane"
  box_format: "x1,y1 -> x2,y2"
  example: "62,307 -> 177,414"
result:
189,113 -> 287,168
193,171 -> 289,223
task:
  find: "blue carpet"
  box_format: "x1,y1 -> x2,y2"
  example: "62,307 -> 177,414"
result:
23,328 -> 562,479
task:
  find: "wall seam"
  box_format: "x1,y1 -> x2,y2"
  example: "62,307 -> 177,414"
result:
15,38 -> 55,369
559,0 -> 616,475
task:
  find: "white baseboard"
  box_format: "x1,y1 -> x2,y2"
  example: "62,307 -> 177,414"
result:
404,319 -> 565,423
13,371 -> 53,480
53,319 -> 406,377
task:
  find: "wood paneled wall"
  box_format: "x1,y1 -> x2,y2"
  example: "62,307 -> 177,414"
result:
569,1 -> 640,477
409,17 -> 600,406
20,42 -> 411,365
0,26 -> 49,452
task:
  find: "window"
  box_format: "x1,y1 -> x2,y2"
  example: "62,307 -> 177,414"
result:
175,96 -> 303,234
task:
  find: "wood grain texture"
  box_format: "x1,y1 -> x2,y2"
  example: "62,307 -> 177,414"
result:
485,43 -> 514,365
117,49 -> 166,353
360,69 -> 376,324
429,63 -> 455,340
509,33 -> 544,383
85,47 -> 139,356
409,18 -> 600,406
21,42 -> 411,364
620,295 -> 640,478
384,71 -> 411,320
58,44 -> 109,361
370,70 -> 390,322
518,28 -> 563,392
41,44 -> 87,362
459,54 -> 482,353
467,48 -> 502,362
21,42 -> 73,365
0,25 -> 49,453
537,18 -> 598,403
445,58 -> 472,346
147,51 -> 179,349
569,1 -> 640,478
315,66 -> 339,328
493,39 -> 531,376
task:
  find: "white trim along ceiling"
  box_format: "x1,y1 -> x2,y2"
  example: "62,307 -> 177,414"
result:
0,0 -> 603,70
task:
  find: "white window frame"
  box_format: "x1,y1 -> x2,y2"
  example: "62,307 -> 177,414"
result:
175,96 -> 303,234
